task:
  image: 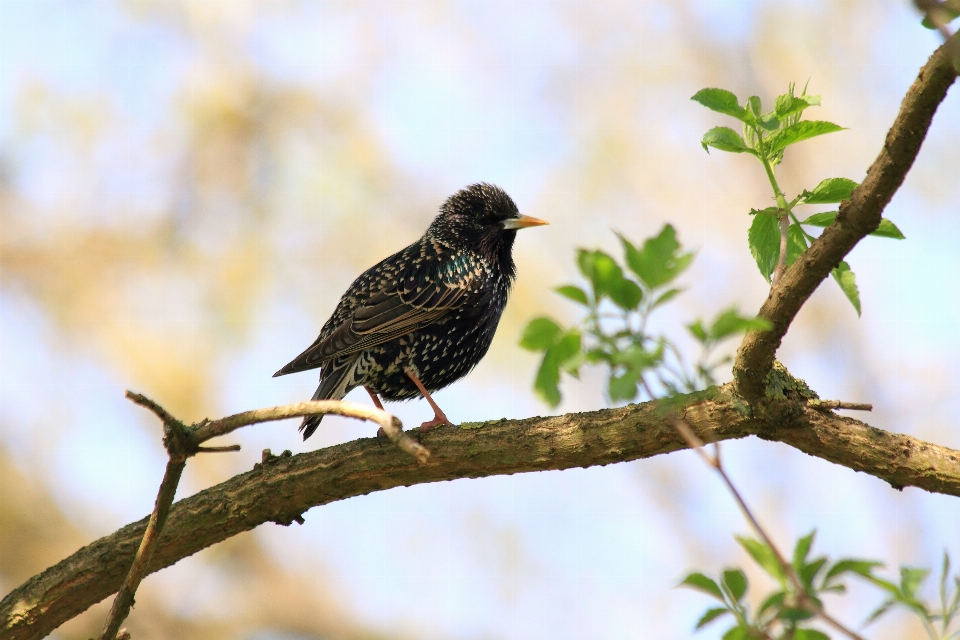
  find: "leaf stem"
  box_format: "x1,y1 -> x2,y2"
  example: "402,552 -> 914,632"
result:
756,141 -> 791,286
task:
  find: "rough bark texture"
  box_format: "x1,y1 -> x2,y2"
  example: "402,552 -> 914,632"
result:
4,387 -> 960,640
733,37 -> 959,401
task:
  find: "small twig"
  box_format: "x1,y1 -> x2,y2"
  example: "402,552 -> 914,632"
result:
98,440 -> 186,639
196,444 -> 243,453
191,400 -> 429,464
125,391 -> 179,426
809,400 -> 873,412
641,379 -> 866,640
772,213 -> 790,286
97,393 -> 429,639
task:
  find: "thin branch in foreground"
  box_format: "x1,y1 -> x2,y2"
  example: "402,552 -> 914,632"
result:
670,415 -> 868,640
641,378 -> 867,640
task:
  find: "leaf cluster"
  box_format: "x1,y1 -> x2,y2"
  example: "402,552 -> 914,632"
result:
864,552 -> 960,640
520,225 -> 769,407
692,84 -> 905,315
682,531 -> 960,640
681,531 -> 882,639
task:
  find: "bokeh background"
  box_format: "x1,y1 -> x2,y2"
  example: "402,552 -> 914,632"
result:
1,1 -> 958,638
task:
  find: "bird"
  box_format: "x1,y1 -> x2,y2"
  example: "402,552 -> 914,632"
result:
274,183 -> 548,440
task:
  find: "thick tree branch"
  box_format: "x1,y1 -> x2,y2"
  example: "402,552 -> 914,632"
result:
4,386 -> 960,640
734,36 -> 958,402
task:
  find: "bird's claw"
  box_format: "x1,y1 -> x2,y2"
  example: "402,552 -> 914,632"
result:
417,413 -> 451,434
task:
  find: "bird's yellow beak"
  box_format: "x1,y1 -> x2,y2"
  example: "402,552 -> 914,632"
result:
501,214 -> 549,230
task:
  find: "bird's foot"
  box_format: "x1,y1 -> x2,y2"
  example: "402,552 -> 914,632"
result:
417,410 -> 451,433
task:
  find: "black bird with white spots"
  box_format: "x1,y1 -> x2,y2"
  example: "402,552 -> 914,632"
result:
274,183 -> 548,439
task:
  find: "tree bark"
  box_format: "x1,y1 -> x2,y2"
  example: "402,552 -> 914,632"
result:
4,386 -> 960,640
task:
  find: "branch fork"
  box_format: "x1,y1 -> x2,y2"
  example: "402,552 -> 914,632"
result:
95,392 -> 428,640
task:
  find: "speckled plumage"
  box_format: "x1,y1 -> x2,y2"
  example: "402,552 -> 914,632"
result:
275,183 -> 544,439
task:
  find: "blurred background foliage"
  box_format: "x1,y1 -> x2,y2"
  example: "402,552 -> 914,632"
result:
0,1 -> 958,638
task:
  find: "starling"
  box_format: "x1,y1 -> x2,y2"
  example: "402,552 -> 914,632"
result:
274,183 -> 547,439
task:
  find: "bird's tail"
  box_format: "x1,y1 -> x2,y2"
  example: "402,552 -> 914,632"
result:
300,355 -> 359,440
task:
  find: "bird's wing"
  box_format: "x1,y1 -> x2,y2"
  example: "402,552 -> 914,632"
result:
274,248 -> 489,376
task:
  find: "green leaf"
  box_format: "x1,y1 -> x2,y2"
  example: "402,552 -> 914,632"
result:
824,559 -> 883,583
939,552 -> 954,626
520,317 -> 562,351
800,211 -> 837,227
802,214 -> 906,239
577,249 -> 624,301
922,8 -> 960,29
560,350 -> 584,376
793,530 -> 816,569
737,536 -> 787,584
609,369 -> 639,402
679,573 -> 725,600
758,591 -> 786,618
900,566 -> 931,600
865,575 -> 903,598
801,177 -> 859,204
611,344 -> 662,371
746,95 -> 762,119
701,126 -> 755,154
555,285 -> 589,306
620,225 -> 694,289
800,558 -> 828,588
695,607 -> 730,630
871,218 -> 906,239
864,598 -> 896,625
748,210 -> 780,282
765,120 -> 846,155
831,261 -> 861,316
532,330 -> 581,407
750,206 -> 780,217
651,287 -> 683,309
691,88 -> 747,120
722,626 -> 750,640
533,353 -> 561,407
758,112 -> 780,131
793,630 -> 830,640
709,308 -> 772,342
775,93 -> 818,118
786,223 -> 809,267
608,277 -> 643,311
687,319 -> 708,343
552,330 -> 582,366
722,569 -> 748,602
779,607 -> 815,622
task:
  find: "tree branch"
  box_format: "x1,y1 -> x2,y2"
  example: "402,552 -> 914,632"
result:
4,386 -> 960,640
734,36 -> 959,402
93,393 -> 427,639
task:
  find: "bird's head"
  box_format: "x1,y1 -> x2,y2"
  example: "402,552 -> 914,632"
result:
428,184 -> 547,267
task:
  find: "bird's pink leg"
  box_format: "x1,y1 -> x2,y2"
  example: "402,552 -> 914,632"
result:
365,387 -> 390,443
405,369 -> 451,432
364,386 -> 385,410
